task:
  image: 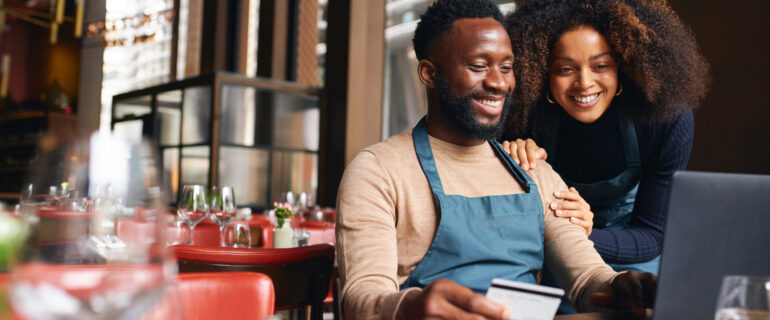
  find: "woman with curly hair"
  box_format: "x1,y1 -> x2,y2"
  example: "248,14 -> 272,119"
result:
499,0 -> 709,308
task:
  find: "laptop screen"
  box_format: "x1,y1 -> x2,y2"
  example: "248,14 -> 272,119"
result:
653,171 -> 770,319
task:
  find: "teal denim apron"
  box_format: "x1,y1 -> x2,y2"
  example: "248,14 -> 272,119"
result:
553,119 -> 660,273
543,116 -> 659,313
401,118 -> 545,294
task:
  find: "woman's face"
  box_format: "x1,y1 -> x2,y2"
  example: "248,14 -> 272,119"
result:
549,25 -> 618,124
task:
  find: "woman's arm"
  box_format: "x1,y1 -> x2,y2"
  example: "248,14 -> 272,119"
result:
589,110 -> 695,263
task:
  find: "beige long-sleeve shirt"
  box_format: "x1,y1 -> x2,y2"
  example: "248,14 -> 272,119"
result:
336,129 -> 618,320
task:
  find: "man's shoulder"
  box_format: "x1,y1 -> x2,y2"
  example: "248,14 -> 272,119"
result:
339,129 -> 420,198
355,129 -> 416,164
527,160 -> 565,191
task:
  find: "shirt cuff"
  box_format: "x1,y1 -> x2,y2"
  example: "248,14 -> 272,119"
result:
390,287 -> 422,320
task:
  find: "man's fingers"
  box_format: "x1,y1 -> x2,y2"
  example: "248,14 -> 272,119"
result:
445,291 -> 509,320
591,272 -> 658,319
629,277 -> 646,318
428,280 -> 509,320
425,296 -> 485,320
589,284 -> 615,307
639,272 -> 658,307
616,272 -> 646,316
589,291 -> 611,307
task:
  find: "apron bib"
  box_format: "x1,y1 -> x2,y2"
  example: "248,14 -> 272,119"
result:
401,117 -> 545,294
542,114 -> 658,313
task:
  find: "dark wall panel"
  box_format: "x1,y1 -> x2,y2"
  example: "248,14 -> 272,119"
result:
668,0 -> 770,174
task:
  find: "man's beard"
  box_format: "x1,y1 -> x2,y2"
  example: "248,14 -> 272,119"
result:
435,73 -> 511,141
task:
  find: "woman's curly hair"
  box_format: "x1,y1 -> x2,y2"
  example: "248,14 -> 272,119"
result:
503,0 -> 710,138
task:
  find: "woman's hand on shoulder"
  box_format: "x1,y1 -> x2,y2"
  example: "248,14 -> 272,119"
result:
550,187 -> 594,236
501,138 -> 547,171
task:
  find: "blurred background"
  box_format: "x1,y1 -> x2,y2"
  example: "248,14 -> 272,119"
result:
0,0 -> 767,211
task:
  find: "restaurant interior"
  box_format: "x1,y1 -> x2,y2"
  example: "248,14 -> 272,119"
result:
0,0 -> 767,319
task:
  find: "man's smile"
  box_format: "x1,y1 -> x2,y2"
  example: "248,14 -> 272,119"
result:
472,95 -> 505,118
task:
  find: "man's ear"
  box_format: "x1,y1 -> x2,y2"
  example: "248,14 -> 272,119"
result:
418,60 -> 437,89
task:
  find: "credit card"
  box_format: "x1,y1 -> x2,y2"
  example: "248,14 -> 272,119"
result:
485,278 -> 565,320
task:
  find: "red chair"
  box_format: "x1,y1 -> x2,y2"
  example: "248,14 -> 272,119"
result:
0,273 -> 12,319
145,272 -> 275,320
9,263 -> 168,319
170,243 -> 335,320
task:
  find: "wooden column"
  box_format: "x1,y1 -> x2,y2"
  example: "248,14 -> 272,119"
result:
200,0 -> 238,73
318,0 -> 385,206
184,0 -> 204,77
257,0 -> 290,80
75,0 -> 105,136
236,0 -> 252,75
296,0 -> 319,86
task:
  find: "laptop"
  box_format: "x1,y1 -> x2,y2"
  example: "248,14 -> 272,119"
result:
653,171 -> 770,319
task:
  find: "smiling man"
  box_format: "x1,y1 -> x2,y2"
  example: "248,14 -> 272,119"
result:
335,1 -> 656,319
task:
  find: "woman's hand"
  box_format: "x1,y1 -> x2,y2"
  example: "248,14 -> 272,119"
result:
501,139 -> 547,171
550,187 -> 594,235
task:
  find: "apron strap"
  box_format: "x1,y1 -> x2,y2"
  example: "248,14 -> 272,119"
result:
412,117 -> 534,195
413,117 -> 445,194
490,140 -> 532,193
620,119 -> 641,168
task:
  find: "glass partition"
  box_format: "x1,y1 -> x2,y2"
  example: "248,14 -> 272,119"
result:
180,146 -> 210,187
270,151 -> 318,205
218,146 -> 269,205
112,72 -> 321,210
113,95 -> 153,120
220,85 -> 257,146
157,90 -> 182,146
270,91 -> 320,151
182,86 -> 212,145
162,147 -> 180,203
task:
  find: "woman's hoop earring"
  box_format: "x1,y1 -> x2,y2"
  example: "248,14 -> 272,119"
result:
615,84 -> 623,97
546,91 -> 556,104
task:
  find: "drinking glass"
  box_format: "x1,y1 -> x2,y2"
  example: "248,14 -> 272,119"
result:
166,220 -> 191,246
9,131 -> 176,320
715,275 -> 770,320
177,185 -> 210,245
209,186 -> 236,246
226,223 -> 252,248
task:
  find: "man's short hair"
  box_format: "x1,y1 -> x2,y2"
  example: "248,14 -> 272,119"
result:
412,0 -> 505,61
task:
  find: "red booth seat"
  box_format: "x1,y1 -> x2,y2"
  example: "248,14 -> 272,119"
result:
144,272 -> 275,320
4,266 -> 274,320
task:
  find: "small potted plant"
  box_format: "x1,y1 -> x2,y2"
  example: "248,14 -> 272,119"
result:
273,202 -> 294,248
0,213 -> 27,315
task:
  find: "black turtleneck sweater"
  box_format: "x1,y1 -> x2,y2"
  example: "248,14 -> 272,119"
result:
540,107 -> 694,264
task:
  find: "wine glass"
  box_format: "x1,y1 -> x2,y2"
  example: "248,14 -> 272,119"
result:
209,186 -> 236,246
8,131 -> 177,319
177,185 -> 210,245
715,275 -> 770,320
